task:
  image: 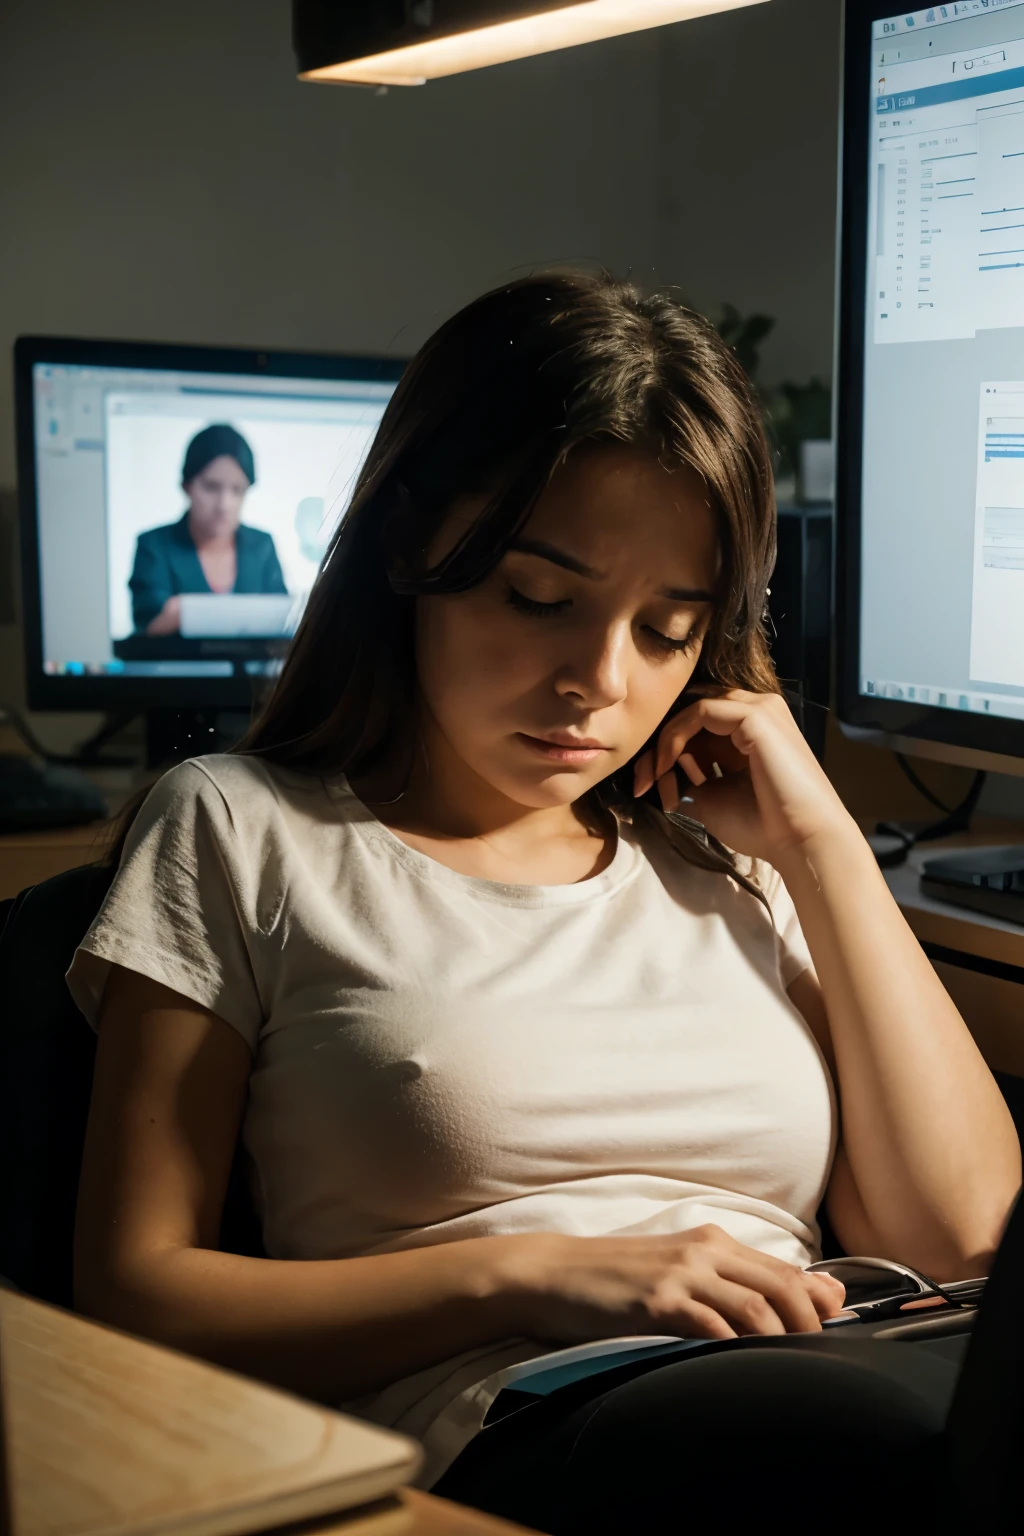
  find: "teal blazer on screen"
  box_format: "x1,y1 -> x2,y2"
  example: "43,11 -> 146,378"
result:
129,512 -> 288,632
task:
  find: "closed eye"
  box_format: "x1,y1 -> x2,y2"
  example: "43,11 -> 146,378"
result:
504,585 -> 701,656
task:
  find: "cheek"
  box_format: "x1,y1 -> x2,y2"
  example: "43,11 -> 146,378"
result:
651,666 -> 696,723
628,644 -> 704,741
416,595 -> 540,714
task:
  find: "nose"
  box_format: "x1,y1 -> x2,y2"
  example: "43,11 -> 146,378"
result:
554,618 -> 630,710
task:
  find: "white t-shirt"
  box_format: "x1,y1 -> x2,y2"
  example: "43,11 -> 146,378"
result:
67,755 -> 836,1488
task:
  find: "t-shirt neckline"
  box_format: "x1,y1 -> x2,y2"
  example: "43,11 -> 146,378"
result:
325,773 -> 641,908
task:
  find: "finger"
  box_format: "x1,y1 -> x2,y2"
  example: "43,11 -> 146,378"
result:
679,686 -> 754,702
632,750 -> 654,798
686,730 -> 748,779
671,1301 -> 738,1342
693,1278 -> 788,1337
701,1236 -> 843,1330
657,768 -> 682,815
635,752 -> 689,802
648,1227 -> 839,1321
653,699 -> 756,779
678,752 -> 707,787
803,1271 -> 847,1316
637,726 -> 746,800
718,1259 -> 825,1333
635,728 -> 728,798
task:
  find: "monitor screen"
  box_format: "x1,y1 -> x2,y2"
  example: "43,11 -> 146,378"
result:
15,339 -> 402,709
840,0 -> 1024,768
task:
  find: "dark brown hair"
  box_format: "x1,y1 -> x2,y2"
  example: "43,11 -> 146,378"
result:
111,270 -> 780,889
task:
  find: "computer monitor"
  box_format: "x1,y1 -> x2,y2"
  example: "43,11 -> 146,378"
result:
14,337 -> 404,714
837,0 -> 1024,778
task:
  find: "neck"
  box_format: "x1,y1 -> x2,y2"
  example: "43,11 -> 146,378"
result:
187,511 -> 234,552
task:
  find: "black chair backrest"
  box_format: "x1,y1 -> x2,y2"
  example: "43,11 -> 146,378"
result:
944,1188 -> 1023,1523
0,861 -> 263,1307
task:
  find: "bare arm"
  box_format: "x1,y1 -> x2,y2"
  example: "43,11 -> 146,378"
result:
781,834 -> 1021,1281
636,688 -> 1022,1286
146,595 -> 182,635
74,967 -> 519,1402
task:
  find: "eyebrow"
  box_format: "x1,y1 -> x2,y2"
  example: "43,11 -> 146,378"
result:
507,536 -> 717,604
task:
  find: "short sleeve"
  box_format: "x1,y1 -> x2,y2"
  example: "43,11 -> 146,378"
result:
750,858 -> 816,990
66,760 -> 263,1051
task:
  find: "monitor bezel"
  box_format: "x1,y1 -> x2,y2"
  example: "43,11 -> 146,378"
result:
14,334 -> 406,713
836,0 -> 1024,766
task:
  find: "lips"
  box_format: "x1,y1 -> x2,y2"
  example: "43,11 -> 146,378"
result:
532,733 -> 608,749
517,732 -> 610,764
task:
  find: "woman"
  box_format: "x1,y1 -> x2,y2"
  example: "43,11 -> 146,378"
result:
128,422 -> 287,634
69,274 -> 1020,1532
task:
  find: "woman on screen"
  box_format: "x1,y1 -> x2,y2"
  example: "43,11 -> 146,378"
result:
128,423 -> 287,634
73,274 -> 1019,1530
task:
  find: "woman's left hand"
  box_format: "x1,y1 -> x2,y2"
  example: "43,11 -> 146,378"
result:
632,690 -> 855,863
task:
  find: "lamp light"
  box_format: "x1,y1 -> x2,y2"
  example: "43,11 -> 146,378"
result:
294,1 -> 771,87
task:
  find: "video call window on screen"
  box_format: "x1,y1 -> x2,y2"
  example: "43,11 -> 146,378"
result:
31,361 -> 398,681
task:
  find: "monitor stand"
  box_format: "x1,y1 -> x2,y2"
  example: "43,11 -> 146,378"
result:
144,709 -> 251,769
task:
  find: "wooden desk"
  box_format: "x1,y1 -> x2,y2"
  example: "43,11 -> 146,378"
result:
880,833 -> 1024,1078
0,823 -> 115,902
0,1287 -> 537,1536
882,833 -> 1024,968
0,765 -> 150,902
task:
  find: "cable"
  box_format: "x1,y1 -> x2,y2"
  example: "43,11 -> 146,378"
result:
874,765 -> 987,869
0,703 -> 53,760
894,752 -> 955,815
0,703 -> 139,767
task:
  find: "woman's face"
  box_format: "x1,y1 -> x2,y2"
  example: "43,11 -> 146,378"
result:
414,445 -> 721,812
185,454 -> 251,541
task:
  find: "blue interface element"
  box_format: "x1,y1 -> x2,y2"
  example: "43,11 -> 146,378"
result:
878,62 -> 1024,112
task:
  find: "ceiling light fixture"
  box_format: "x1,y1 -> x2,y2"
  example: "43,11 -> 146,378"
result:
294,1 -> 771,88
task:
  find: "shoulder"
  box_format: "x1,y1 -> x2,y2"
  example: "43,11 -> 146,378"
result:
127,758 -> 240,848
733,853 -> 782,900
638,822 -> 786,924
630,815 -> 764,899
729,853 -> 797,920
130,755 -> 279,833
124,755 -> 330,877
134,525 -> 172,556
136,518 -> 188,550
145,753 -> 321,820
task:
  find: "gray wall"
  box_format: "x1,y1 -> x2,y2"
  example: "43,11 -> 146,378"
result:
0,0 -> 844,739
656,0 -> 842,387
0,0 -> 666,494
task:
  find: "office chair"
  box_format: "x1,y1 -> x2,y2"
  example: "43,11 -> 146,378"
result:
0,860 -> 264,1307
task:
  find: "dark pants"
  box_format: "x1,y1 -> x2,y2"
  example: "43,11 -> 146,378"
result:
432,1332 -> 969,1534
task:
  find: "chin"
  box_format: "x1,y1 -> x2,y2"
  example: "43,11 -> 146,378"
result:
498,769 -> 599,809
